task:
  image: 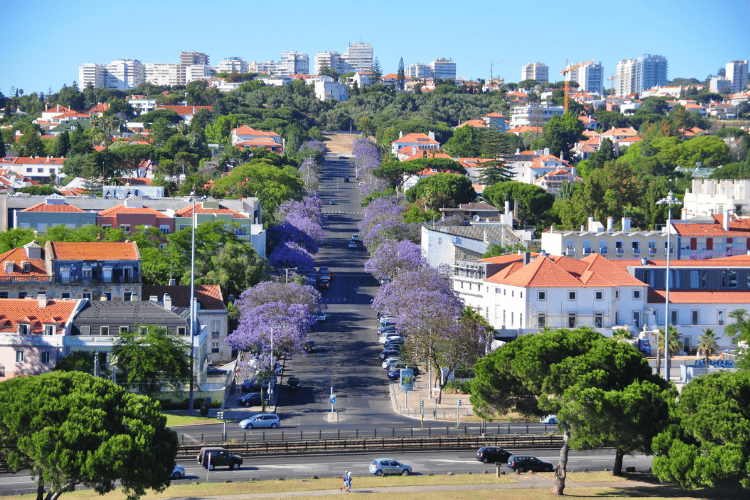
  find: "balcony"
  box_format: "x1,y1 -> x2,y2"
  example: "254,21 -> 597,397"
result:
565,247 -> 575,256
583,247 -> 593,254
599,247 -> 608,255
615,248 -> 624,254
632,248 -> 641,255
648,247 -> 657,254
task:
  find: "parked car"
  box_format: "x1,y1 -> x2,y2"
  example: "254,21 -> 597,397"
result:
287,376 -> 300,390
380,333 -> 402,344
198,447 -> 243,470
351,234 -> 359,241
348,241 -> 357,249
317,279 -> 330,290
507,455 -> 554,473
476,447 -> 511,464
379,278 -> 392,286
379,348 -> 401,360
239,413 -> 281,429
369,458 -> 412,476
240,379 -> 261,392
344,176 -> 350,182
328,199 -> 336,205
378,327 -> 397,335
384,338 -> 405,349
386,366 -> 420,380
540,415 -> 559,424
206,366 -> 227,376
383,357 -> 403,369
171,465 -> 185,479
303,339 -> 317,353
237,391 -> 267,407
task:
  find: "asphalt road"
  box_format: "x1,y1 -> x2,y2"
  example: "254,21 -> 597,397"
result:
0,449 -> 653,495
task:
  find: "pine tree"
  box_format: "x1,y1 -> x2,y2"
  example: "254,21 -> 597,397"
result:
371,57 -> 382,83
397,57 -> 405,90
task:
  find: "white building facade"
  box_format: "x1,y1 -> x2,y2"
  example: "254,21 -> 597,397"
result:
726,60 -> 749,93
521,62 -> 549,83
565,61 -> 604,95
430,58 -> 456,80
509,103 -> 564,128
279,51 -> 309,75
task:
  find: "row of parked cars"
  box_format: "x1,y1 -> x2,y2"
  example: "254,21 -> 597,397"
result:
376,313 -> 420,381
475,446 -> 554,472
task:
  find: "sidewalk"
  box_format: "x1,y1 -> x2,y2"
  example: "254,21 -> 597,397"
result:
389,379 -> 474,422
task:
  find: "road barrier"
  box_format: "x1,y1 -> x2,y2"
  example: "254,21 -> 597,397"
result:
177,433 -> 563,459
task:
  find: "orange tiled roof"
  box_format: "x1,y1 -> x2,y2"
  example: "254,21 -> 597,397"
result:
50,242 -> 139,261
142,284 -> 224,310
648,289 -> 750,304
157,105 -> 212,115
403,150 -> 451,161
0,247 -> 48,276
0,299 -> 80,334
98,205 -> 164,216
393,133 -> 440,145
672,215 -> 750,238
0,157 -> 65,165
232,125 -> 280,137
21,202 -> 86,213
174,202 -> 247,218
456,119 -> 487,128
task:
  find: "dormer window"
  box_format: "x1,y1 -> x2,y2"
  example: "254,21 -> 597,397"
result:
4,261 -> 14,274
43,324 -> 54,335
18,323 -> 29,335
23,262 -> 30,273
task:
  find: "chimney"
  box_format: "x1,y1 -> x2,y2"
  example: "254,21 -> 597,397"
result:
504,200 -> 510,214
622,217 -> 631,232
193,105 -> 196,114
163,293 -> 172,311
587,217 -> 594,232
412,145 -> 416,155
428,131 -> 435,140
723,209 -> 730,231
515,148 -> 520,154
37,293 -> 47,308
641,257 -> 648,266
399,131 -> 403,138
581,225 -> 585,232
523,252 -> 531,265
169,278 -> 176,286
607,217 -> 614,232
544,147 -> 550,155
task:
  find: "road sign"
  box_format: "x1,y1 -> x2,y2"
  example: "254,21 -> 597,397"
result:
217,411 -> 224,420
458,399 -> 462,407
419,400 -> 424,408
330,395 -> 336,405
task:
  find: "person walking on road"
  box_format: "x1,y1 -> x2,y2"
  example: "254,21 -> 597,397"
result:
344,471 -> 352,493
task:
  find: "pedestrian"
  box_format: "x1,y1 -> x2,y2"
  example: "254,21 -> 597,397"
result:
341,471 -> 347,491
345,471 -> 352,493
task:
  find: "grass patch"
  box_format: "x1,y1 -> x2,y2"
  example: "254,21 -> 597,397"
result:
164,413 -> 216,427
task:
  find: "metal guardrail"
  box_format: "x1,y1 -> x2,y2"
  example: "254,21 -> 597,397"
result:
177,434 -> 563,459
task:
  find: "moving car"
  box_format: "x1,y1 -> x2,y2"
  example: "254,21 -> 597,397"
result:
303,339 -> 317,353
369,458 -> 412,476
540,415 -> 559,424
348,241 -> 357,249
351,234 -> 359,241
476,447 -> 511,464
315,312 -> 326,322
317,279 -> 330,290
287,376 -> 300,389
198,447 -> 243,470
507,455 -> 554,473
239,413 -> 281,429
171,465 -> 185,479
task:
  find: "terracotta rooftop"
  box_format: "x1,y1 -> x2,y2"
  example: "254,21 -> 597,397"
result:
22,202 -> 86,213
648,289 -> 750,304
142,284 -> 224,310
0,247 -> 48,276
0,299 -> 80,334
98,205 -> 165,216
672,215 -> 750,238
174,202 -> 247,218
50,242 -> 140,261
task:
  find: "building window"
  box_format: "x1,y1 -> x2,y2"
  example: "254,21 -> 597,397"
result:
519,313 -> 523,326
44,325 -> 54,335
594,313 -> 603,328
177,327 -> 187,336
718,310 -> 725,325
701,270 -> 707,288
119,224 -> 130,232
633,311 -> 640,328
615,290 -> 620,299
633,290 -> 641,299
595,291 -> 603,300
568,314 -> 576,328
102,267 -> 113,283
61,292 -> 70,299
691,310 -> 699,325
18,324 -> 29,335
80,326 -> 90,335
100,326 -> 110,336
212,342 -> 220,353
690,270 -> 699,289
119,326 -> 129,334
0,292 -> 7,299
82,267 -> 92,280
538,314 -> 546,328
538,291 -> 546,301
632,240 -> 640,254
729,270 -> 738,288
82,292 -> 92,300
721,271 -> 727,288
670,310 -> 678,325
101,224 -> 112,229
615,241 -> 624,254
16,350 -> 24,362
124,292 -> 132,301
18,292 -> 27,299
568,291 -> 576,300
41,352 -> 50,364
102,292 -> 112,301
502,310 -> 506,325
212,331 -> 220,339
510,312 -> 514,326
159,225 -> 170,235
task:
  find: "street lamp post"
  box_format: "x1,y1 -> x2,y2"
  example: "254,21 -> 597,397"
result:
188,194 -> 197,415
657,191 -> 681,381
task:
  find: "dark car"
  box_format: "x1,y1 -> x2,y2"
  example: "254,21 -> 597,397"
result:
379,348 -> 401,361
206,366 -> 227,376
303,339 -> 317,353
386,366 -> 420,380
476,447 -> 511,464
507,455 -> 554,473
237,391 -> 266,407
287,376 -> 300,389
384,338 -> 404,349
240,379 -> 261,392
317,279 -> 330,290
199,447 -> 243,470
328,199 -> 336,205
344,176 -> 350,182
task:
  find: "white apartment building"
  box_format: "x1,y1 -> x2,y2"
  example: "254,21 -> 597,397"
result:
565,61 -> 604,95
521,62 -> 549,83
185,64 -> 213,83
509,102 -> 564,128
314,51 -> 352,75
79,63 -> 107,89
314,79 -> 349,102
726,60 -> 749,93
79,59 -> 145,90
180,51 -> 210,66
430,58 -> 456,80
541,217 -> 669,260
682,179 -> 750,218
405,63 -> 431,79
216,57 -> 250,74
342,42 -> 373,73
144,63 -> 182,86
710,76 -> 732,93
279,51 -> 309,75
615,54 -> 668,96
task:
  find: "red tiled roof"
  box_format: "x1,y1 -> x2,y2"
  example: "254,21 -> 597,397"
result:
21,202 -> 86,213
392,133 -> 440,145
456,119 -> 487,128
672,215 -> 750,238
98,204 -> 164,216
174,202 -> 247,218
0,299 -> 80,334
0,157 -> 65,165
156,105 -> 212,115
0,247 -> 48,276
648,289 -> 750,304
141,284 -> 224,310
232,125 -> 280,137
50,242 -> 139,261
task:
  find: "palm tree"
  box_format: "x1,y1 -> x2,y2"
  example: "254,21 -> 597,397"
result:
697,328 -> 720,367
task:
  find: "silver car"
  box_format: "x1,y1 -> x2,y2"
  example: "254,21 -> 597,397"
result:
238,413 -> 280,429
369,458 -> 412,476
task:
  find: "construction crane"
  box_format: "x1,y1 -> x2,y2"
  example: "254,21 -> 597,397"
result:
559,59 -> 595,113
490,59 -> 513,87
607,73 -> 626,97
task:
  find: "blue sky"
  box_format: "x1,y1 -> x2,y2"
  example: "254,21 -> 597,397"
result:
2,0 -> 749,96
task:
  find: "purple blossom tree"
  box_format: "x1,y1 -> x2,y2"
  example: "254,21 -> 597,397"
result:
364,239 -> 427,280
359,195 -> 405,239
268,242 -> 316,274
362,217 -> 420,251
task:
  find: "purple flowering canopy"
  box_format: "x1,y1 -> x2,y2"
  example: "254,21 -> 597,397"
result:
364,239 -> 427,280
268,242 -> 316,275
363,217 -> 420,251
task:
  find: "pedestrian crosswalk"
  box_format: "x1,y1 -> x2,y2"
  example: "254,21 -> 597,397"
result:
322,211 -> 363,215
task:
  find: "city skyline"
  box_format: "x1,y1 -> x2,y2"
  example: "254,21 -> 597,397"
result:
2,0 -> 749,95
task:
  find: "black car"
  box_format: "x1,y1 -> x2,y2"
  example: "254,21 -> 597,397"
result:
240,379 -> 261,392
237,391 -> 265,407
379,348 -> 401,360
206,366 -> 228,376
287,376 -> 300,389
476,447 -> 511,464
303,339 -> 317,353
507,455 -> 554,473
199,447 -> 243,470
386,366 -> 420,380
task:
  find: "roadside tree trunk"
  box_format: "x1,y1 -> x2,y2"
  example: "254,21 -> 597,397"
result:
553,422 -> 571,495
654,332 -> 662,377
613,449 -> 624,476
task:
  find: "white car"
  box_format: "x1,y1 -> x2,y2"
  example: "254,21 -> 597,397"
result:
383,357 -> 403,369
239,413 -> 280,429
540,415 -> 559,424
379,333 -> 402,344
171,465 -> 185,479
351,234 -> 360,241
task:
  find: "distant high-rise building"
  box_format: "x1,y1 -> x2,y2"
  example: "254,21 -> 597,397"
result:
180,51 -> 210,66
314,51 -> 353,75
342,42 -> 373,73
709,76 -> 732,94
564,61 -> 604,95
405,63 -> 431,79
279,51 -> 309,75
430,58 -> 456,80
145,63 -> 182,86
615,54 -> 667,96
521,62 -> 549,83
79,59 -> 145,90
79,63 -> 108,89
726,60 -> 749,93
216,57 -> 250,74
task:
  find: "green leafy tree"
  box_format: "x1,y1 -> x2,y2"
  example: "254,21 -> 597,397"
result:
483,181 -> 554,227
209,159 -> 304,212
68,123 -> 94,157
53,351 -> 97,375
371,57 -> 382,83
0,134 -> 5,158
405,173 -> 476,208
112,324 -> 192,398
725,309 -> 750,370
0,371 -> 178,500
542,112 -> 584,161
397,57 -> 405,90
652,370 -> 750,489
444,125 -> 481,157
478,160 -> 513,185
17,127 -> 46,157
51,131 -> 70,157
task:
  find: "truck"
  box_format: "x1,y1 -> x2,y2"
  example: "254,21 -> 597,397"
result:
623,338 -> 652,357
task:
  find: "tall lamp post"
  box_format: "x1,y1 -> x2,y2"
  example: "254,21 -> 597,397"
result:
657,191 -> 681,381
188,193 -> 197,415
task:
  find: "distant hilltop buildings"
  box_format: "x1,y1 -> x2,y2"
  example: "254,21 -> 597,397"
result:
615,54 -> 668,97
